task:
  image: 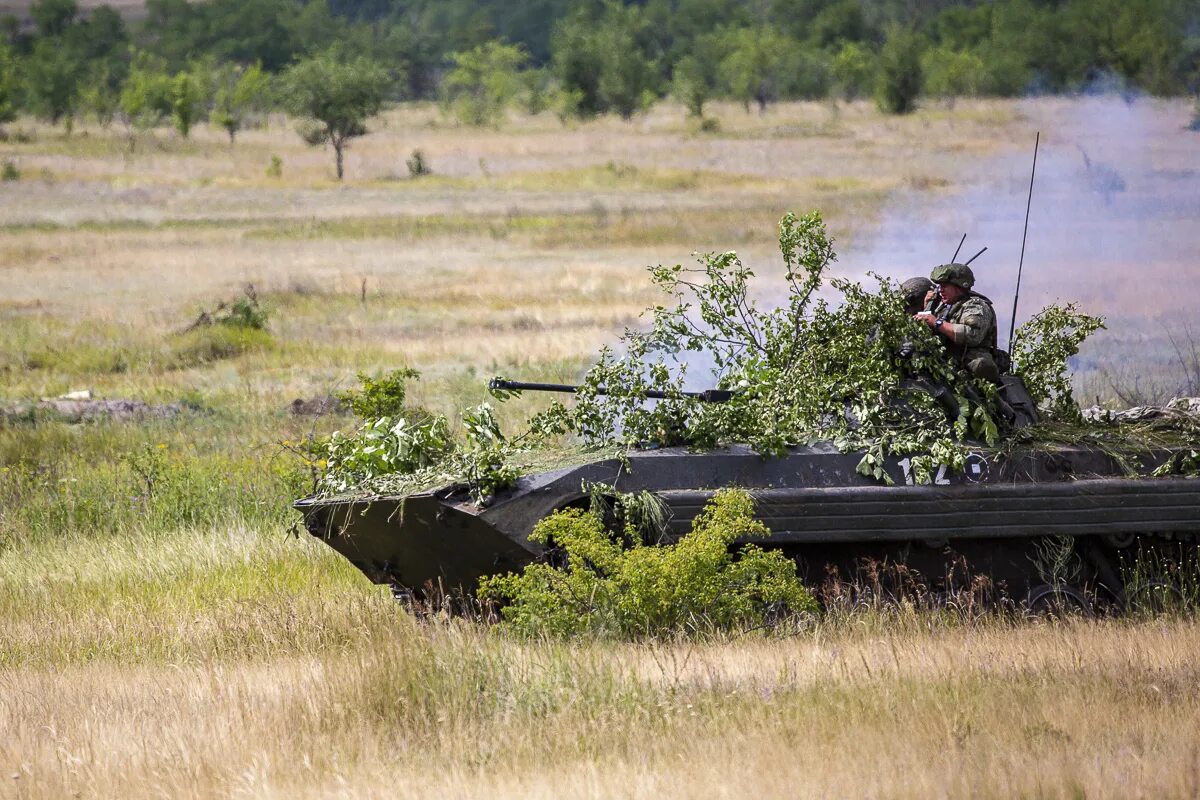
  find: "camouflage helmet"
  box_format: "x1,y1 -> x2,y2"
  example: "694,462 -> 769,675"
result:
900,276 -> 934,307
930,262 -> 975,290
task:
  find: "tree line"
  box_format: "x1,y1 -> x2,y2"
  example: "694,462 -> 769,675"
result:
1,0 -> 1197,177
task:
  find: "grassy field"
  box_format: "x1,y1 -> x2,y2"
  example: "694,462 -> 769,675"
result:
2,97 -> 1199,797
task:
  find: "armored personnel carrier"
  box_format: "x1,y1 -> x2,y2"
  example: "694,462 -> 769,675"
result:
295,387 -> 1200,612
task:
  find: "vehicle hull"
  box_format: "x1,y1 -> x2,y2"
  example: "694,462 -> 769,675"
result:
295,443 -> 1200,604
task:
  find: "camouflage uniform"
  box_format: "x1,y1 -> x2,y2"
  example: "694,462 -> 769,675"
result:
929,264 -> 1000,383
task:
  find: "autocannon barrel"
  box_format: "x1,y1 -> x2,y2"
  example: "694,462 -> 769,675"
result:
488,378 -> 735,404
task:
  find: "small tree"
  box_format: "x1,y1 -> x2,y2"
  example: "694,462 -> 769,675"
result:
211,62 -> 270,144
595,3 -> 658,120
921,46 -> 985,102
550,7 -> 606,118
719,27 -> 790,114
80,66 -> 120,128
442,41 -> 528,127
170,70 -> 202,138
549,1 -> 658,121
119,53 -> 174,148
671,54 -> 712,118
23,38 -> 83,128
282,52 -> 390,180
831,41 -> 874,101
30,0 -> 77,38
0,44 -> 17,130
875,25 -> 923,114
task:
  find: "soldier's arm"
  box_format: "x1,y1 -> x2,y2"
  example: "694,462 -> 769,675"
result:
951,301 -> 994,347
918,301 -> 992,345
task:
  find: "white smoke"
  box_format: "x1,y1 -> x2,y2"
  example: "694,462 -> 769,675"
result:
843,96 -> 1200,400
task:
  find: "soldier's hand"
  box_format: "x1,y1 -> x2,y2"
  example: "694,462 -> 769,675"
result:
913,312 -> 938,328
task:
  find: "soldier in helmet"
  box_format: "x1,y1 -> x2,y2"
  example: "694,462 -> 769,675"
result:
913,263 -> 1000,383
900,276 -> 936,316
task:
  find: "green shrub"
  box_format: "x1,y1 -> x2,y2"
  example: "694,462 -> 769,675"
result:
1,159 -> 18,181
337,367 -> 422,420
480,489 -> 818,638
216,292 -> 269,330
266,155 -> 282,178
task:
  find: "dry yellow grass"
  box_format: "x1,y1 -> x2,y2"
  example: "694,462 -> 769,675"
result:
4,613 -> 1199,799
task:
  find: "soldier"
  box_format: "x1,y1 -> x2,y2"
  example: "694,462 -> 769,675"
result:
900,276 -> 936,316
913,263 -> 1000,383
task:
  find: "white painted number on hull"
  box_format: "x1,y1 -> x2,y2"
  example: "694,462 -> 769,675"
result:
896,458 -> 953,486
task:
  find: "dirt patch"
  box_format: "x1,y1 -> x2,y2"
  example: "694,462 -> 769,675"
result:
2,398 -> 185,423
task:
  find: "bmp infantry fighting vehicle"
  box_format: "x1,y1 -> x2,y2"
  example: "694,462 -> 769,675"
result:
295,380 -> 1200,612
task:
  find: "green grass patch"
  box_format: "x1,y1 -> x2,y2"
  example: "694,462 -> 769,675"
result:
169,325 -> 274,370
0,525 -> 391,666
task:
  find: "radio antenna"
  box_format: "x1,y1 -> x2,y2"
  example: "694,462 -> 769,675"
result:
951,233 -> 966,263
1008,132 -> 1040,350
965,246 -> 988,265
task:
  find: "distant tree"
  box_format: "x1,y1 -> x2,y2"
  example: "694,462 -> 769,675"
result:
170,70 -> 202,137
80,66 -> 120,127
30,0 -> 77,38
281,51 -> 390,180
442,41 -> 528,126
661,0 -> 749,64
71,5 -> 128,64
551,1 -> 658,120
0,44 -> 17,127
831,41 -> 874,101
808,0 -> 871,50
921,47 -> 985,101
667,29 -> 723,119
875,25 -> 922,114
516,66 -> 554,115
931,4 -> 992,53
286,0 -> 347,57
119,53 -> 174,146
550,8 -> 605,117
719,27 -> 790,113
23,37 -> 83,127
777,46 -> 832,100
211,62 -> 270,144
671,54 -> 712,118
594,3 -> 658,120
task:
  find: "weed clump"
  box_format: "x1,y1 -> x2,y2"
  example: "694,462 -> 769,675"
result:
171,285 -> 272,367
480,488 -> 817,638
185,285 -> 270,332
406,149 -> 431,177
1,159 -> 18,181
